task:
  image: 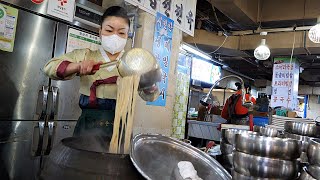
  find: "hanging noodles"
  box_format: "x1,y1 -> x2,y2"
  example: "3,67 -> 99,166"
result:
109,75 -> 140,154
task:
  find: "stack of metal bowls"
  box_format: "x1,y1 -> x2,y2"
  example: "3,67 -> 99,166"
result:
220,129 -> 251,172
284,121 -> 320,164
233,132 -> 301,179
253,126 -> 279,137
300,138 -> 320,180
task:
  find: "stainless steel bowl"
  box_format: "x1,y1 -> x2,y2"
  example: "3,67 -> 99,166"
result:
254,126 -> 279,137
284,133 -> 310,152
233,151 -> 299,178
307,165 -> 320,179
231,170 -> 283,180
284,121 -> 320,137
221,129 -> 257,145
299,169 -> 317,180
235,133 -> 301,160
220,142 -> 233,155
308,138 -> 320,166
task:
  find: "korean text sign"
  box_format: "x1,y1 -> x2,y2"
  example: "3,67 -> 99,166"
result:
147,12 -> 174,106
125,0 -> 196,36
271,57 -> 299,110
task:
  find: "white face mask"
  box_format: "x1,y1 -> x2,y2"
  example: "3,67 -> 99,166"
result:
101,34 -> 127,55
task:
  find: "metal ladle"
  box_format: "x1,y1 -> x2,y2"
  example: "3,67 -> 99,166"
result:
93,48 -> 161,102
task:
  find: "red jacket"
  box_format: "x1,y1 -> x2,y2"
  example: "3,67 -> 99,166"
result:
221,90 -> 256,121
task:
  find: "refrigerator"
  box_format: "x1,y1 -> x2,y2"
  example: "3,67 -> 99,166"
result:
0,1 -> 103,179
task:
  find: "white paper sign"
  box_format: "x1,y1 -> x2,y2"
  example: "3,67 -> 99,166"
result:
66,28 -> 100,53
125,0 -> 197,36
271,58 -> 299,110
47,0 -> 75,22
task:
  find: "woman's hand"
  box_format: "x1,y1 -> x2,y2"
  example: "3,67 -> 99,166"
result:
78,60 -> 104,75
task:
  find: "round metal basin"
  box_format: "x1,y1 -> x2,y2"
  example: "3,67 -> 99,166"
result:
235,133 -> 301,160
233,151 -> 299,179
130,134 -> 231,180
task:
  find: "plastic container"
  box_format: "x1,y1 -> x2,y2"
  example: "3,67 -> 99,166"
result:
253,117 -> 269,127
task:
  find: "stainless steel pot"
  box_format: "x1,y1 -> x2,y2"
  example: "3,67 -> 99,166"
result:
235,133 -> 301,160
40,136 -> 144,180
253,126 -> 278,137
220,142 -> 233,155
308,138 -> 320,166
221,129 -> 256,145
233,151 -> 299,179
284,132 -> 311,152
299,169 -> 317,180
284,121 -> 320,137
307,165 -> 320,179
231,170 -> 284,180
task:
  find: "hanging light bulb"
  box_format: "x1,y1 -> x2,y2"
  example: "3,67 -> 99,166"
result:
254,38 -> 270,61
308,17 -> 320,43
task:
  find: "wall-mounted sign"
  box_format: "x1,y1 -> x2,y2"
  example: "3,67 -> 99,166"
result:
66,28 -> 100,53
0,3 -> 18,52
125,0 -> 197,36
271,57 -> 299,110
47,0 -> 76,22
147,12 -> 174,106
31,0 -> 45,4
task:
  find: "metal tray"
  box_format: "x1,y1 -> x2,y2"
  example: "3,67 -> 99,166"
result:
130,134 -> 231,180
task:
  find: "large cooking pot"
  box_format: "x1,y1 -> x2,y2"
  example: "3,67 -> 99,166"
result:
40,136 -> 144,180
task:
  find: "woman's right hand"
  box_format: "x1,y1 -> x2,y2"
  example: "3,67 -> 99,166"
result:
77,60 -> 104,75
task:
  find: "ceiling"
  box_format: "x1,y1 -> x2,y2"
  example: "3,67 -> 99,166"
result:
191,0 -> 320,87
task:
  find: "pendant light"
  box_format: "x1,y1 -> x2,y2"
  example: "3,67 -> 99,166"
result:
254,32 -> 270,61
308,17 -> 320,43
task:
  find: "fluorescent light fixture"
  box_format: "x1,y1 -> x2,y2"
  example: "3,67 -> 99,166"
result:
254,39 -> 270,60
181,43 -> 212,60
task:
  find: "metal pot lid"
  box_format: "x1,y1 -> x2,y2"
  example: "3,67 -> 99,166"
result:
130,134 -> 231,180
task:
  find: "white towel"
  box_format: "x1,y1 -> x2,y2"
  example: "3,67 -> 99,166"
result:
177,161 -> 203,180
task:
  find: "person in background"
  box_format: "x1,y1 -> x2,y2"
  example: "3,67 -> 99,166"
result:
44,6 -> 131,138
221,82 -> 256,125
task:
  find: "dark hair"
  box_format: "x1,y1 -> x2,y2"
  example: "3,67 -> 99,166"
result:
101,6 -> 130,27
235,82 -> 242,90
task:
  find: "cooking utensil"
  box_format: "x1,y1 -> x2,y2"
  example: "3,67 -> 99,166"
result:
92,60 -> 119,71
130,134 -> 231,180
221,129 -> 257,145
300,169 -> 317,180
40,136 -> 144,180
284,121 -> 320,137
233,151 -> 299,179
307,165 -> 320,179
235,133 -> 301,160
284,132 -> 311,152
308,138 -> 320,166
253,126 -> 279,137
220,142 -> 233,155
231,170 -> 283,180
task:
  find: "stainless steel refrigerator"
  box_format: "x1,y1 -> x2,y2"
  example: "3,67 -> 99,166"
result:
0,1 -> 103,179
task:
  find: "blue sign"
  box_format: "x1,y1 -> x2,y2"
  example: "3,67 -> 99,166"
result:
147,12 -> 174,106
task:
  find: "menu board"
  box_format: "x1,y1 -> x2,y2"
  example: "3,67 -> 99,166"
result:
271,57 -> 299,110
125,0 -> 197,36
66,28 -> 101,53
191,58 -> 221,84
147,12 -> 174,107
0,3 -> 18,52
